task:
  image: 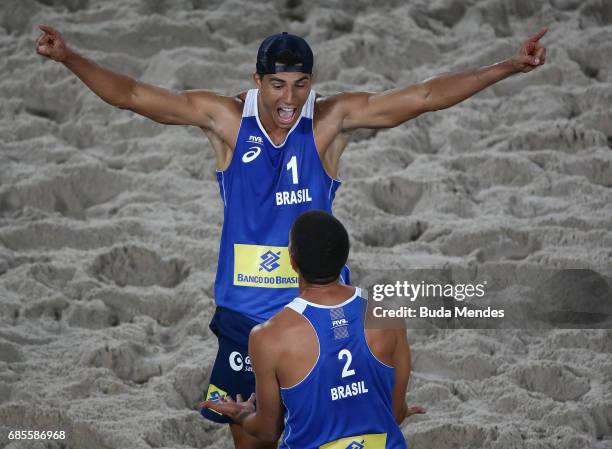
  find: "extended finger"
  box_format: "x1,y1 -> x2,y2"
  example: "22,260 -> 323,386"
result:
203,402 -> 227,414
528,27 -> 548,43
236,394 -> 244,403
38,24 -> 57,36
523,40 -> 536,55
535,46 -> 545,61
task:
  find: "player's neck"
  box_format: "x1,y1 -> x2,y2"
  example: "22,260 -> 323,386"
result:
256,96 -> 291,146
299,278 -> 355,306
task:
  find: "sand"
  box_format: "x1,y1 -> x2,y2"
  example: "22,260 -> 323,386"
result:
1,0 -> 611,448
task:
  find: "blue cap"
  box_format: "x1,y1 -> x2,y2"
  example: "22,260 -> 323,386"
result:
256,32 -> 313,75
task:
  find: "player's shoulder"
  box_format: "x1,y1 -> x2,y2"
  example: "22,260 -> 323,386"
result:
248,310 -> 297,363
314,91 -> 374,125
250,311 -> 286,341
225,91 -> 247,115
315,91 -> 372,109
182,89 -> 244,117
235,90 -> 248,103
225,90 -> 246,112
250,308 -> 306,346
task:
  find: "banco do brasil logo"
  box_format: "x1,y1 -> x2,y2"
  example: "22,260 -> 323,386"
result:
259,250 -> 281,272
346,441 -> 365,449
208,390 -> 224,401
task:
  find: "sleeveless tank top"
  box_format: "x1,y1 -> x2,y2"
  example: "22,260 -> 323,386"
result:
214,89 -> 348,322
280,288 -> 407,449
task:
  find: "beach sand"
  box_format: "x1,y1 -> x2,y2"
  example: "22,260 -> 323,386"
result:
1,0 -> 611,448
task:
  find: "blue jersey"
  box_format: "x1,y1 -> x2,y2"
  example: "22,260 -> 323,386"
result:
280,288 -> 407,449
214,89 -> 347,322
215,89 -> 348,322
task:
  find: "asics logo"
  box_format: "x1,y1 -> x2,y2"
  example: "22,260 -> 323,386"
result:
242,146 -> 261,163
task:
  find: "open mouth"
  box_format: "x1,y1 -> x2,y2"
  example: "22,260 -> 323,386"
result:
277,107 -> 297,124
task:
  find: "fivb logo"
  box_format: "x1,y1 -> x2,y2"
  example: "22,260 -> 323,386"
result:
242,136 -> 263,163
229,351 -> 252,372
331,307 -> 349,340
330,308 -> 348,328
259,250 -> 281,272
332,318 -> 349,328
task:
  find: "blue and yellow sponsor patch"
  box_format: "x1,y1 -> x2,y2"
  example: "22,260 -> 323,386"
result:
204,384 -> 227,415
234,244 -> 298,288
320,433 -> 387,449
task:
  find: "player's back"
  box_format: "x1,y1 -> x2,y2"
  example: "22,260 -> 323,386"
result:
278,287 -> 407,449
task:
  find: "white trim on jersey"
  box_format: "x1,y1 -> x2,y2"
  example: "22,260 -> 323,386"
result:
216,170 -> 227,206
281,396 -> 293,449
302,89 -> 315,119
242,88 -> 258,117
286,298 -> 307,314
280,308 -> 321,391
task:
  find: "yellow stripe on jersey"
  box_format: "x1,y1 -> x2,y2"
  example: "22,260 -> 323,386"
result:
204,384 -> 227,415
234,244 -> 298,288
319,433 -> 387,449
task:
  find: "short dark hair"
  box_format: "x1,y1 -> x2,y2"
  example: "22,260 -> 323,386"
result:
290,211 -> 349,284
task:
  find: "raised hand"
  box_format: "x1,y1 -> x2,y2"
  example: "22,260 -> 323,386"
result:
36,24 -> 70,62
512,27 -> 548,73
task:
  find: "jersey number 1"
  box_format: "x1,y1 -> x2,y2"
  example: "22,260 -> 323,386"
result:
286,156 -> 298,185
338,349 -> 355,378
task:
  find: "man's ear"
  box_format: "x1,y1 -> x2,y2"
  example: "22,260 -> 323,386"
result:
252,72 -> 263,88
289,251 -> 299,274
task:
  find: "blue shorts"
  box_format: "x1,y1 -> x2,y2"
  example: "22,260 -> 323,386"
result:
201,306 -> 259,424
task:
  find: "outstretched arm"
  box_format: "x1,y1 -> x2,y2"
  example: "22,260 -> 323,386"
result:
35,24 -> 233,128
340,27 -> 548,130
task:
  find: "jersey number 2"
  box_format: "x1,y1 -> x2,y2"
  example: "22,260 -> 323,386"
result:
286,156 -> 298,185
338,349 -> 355,378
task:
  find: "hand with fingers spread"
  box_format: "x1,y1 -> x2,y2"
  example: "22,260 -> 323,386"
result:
511,27 -> 548,73
200,393 -> 256,424
36,24 -> 70,62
